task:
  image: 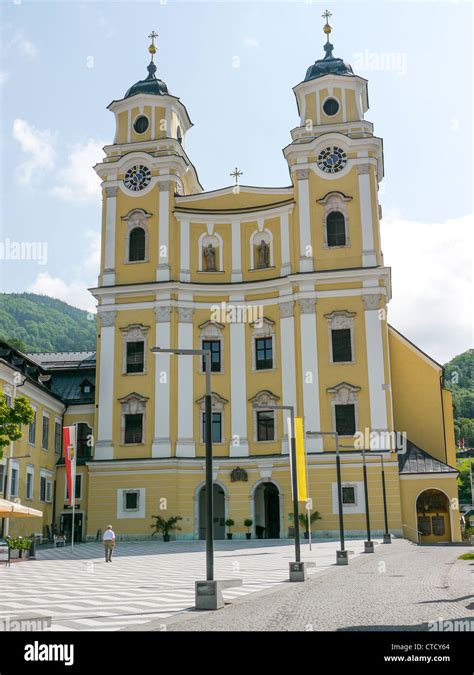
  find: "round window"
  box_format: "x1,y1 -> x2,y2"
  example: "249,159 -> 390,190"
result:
133,115 -> 149,134
323,98 -> 340,116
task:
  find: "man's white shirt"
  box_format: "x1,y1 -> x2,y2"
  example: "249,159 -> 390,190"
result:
103,530 -> 115,541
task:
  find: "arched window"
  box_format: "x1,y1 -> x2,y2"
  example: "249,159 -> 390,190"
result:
326,211 -> 346,247
177,126 -> 182,144
128,227 -> 146,262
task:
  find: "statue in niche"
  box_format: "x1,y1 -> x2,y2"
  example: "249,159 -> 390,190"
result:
203,243 -> 217,272
257,239 -> 270,269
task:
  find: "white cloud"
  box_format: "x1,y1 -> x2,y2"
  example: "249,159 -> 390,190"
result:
28,273 -> 96,314
27,229 -> 100,314
381,212 -> 473,364
243,36 -> 260,48
12,119 -> 56,184
9,31 -> 38,59
50,139 -> 103,202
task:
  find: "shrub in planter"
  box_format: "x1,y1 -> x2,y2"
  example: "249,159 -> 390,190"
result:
7,536 -> 32,559
150,515 -> 182,542
244,519 -> 253,540
225,518 -> 235,540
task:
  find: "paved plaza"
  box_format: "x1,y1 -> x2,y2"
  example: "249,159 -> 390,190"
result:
0,538 -> 376,632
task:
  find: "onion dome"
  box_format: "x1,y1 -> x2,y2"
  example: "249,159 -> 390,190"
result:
304,9 -> 354,82
124,30 -> 169,98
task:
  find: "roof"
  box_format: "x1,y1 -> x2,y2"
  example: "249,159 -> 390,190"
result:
124,61 -> 168,99
304,41 -> 354,82
27,351 -> 96,370
398,440 -> 458,475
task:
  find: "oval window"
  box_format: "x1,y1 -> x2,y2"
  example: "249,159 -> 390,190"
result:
133,115 -> 149,134
323,98 -> 340,116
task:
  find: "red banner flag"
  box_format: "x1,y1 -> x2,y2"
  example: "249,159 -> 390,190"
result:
63,426 -> 76,506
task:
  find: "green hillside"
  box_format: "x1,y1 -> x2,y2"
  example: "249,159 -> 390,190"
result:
444,349 -> 474,447
0,293 -> 97,353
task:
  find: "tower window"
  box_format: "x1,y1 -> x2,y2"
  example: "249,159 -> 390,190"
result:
177,126 -> 182,144
126,341 -> 145,373
335,404 -> 356,436
327,211 -> 346,247
257,410 -> 275,442
202,340 -> 221,372
323,97 -> 340,116
124,414 -> 143,444
128,227 -> 146,262
255,337 -> 273,370
331,329 -> 352,362
133,115 -> 149,134
202,412 -> 222,443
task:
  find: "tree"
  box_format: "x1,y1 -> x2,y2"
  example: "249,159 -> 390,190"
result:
457,459 -> 473,505
0,394 -> 35,460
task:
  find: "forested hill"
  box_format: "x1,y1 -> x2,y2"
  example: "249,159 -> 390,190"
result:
444,349 -> 474,446
0,293 -> 97,353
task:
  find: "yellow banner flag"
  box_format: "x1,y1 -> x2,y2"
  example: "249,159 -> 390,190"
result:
295,417 -> 308,502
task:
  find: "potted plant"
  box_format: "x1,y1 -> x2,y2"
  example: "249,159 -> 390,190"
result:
225,518 -> 235,540
7,536 -> 32,559
255,525 -> 265,539
150,515 -> 182,542
244,518 -> 253,540
299,511 -> 322,539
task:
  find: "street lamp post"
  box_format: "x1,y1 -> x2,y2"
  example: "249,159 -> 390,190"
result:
373,452 -> 392,543
151,346 -> 241,608
362,448 -> 374,552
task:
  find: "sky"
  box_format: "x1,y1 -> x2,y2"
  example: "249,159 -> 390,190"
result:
0,0 -> 472,364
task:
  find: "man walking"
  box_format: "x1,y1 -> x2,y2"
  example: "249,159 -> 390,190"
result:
103,525 -> 116,562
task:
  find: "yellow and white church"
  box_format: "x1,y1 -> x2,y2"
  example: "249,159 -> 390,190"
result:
1,22 -> 461,544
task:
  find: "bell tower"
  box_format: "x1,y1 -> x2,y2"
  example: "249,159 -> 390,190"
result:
283,10 -> 384,272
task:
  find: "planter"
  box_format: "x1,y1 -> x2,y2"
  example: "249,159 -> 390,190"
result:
163,534 -> 170,542
10,549 -> 20,559
227,533 -> 233,540
245,533 -> 251,540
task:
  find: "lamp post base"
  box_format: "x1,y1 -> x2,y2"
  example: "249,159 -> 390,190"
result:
336,550 -> 349,565
289,561 -> 315,581
364,540 -> 375,553
383,533 -> 392,544
195,579 -> 242,610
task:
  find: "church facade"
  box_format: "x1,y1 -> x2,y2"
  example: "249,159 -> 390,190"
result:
1,23 -> 461,544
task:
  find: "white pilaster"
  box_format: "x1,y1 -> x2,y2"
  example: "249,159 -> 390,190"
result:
157,181 -> 170,281
176,306 -> 195,457
180,219 -> 190,281
295,169 -> 313,272
231,221 -> 242,282
95,310 -> 116,460
229,296 -> 249,456
102,187 -> 117,286
357,164 -> 377,267
363,294 -> 388,434
152,306 -> 172,457
299,298 -> 323,452
279,300 -> 298,454
280,213 -> 291,276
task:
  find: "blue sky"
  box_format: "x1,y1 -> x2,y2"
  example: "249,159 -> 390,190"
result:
0,0 -> 472,362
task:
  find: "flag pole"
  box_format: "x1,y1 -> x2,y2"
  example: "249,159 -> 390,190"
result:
304,418 -> 312,552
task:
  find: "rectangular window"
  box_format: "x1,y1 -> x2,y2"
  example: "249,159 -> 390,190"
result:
202,340 -> 221,372
126,341 -> 145,373
257,410 -> 275,442
0,464 -> 5,494
202,412 -> 222,443
4,394 -> 12,407
124,413 -> 143,444
432,516 -> 445,536
40,475 -> 47,502
10,466 -> 19,497
331,329 -> 352,362
28,412 -> 36,445
46,479 -> 52,503
124,491 -> 139,511
342,486 -> 356,505
54,421 -> 62,454
26,468 -> 34,500
335,404 -> 356,436
418,516 -> 431,536
255,337 -> 273,370
42,415 -> 49,450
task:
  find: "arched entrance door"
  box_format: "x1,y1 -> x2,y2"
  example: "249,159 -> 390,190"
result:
254,482 -> 280,539
416,489 -> 451,543
198,483 -> 226,540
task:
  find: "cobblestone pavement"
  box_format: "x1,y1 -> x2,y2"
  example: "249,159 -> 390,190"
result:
136,540 -> 474,632
0,538 -> 373,631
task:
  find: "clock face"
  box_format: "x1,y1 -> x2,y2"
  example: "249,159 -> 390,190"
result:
317,146 -> 347,174
124,165 -> 151,192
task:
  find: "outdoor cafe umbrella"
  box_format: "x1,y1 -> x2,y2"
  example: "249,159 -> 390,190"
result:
0,498 -> 43,519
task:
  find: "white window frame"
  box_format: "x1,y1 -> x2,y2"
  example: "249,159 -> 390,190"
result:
41,412 -> 50,451
199,321 -> 225,375
123,209 -> 151,264
251,318 -> 276,372
121,324 -> 149,375
196,392 -> 228,445
54,417 -> 62,454
119,393 -> 148,445
28,406 -> 37,445
327,382 -> 361,437
249,390 -> 279,443
332,481 -> 365,514
317,191 -> 352,249
117,488 -> 146,519
10,461 -> 20,497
